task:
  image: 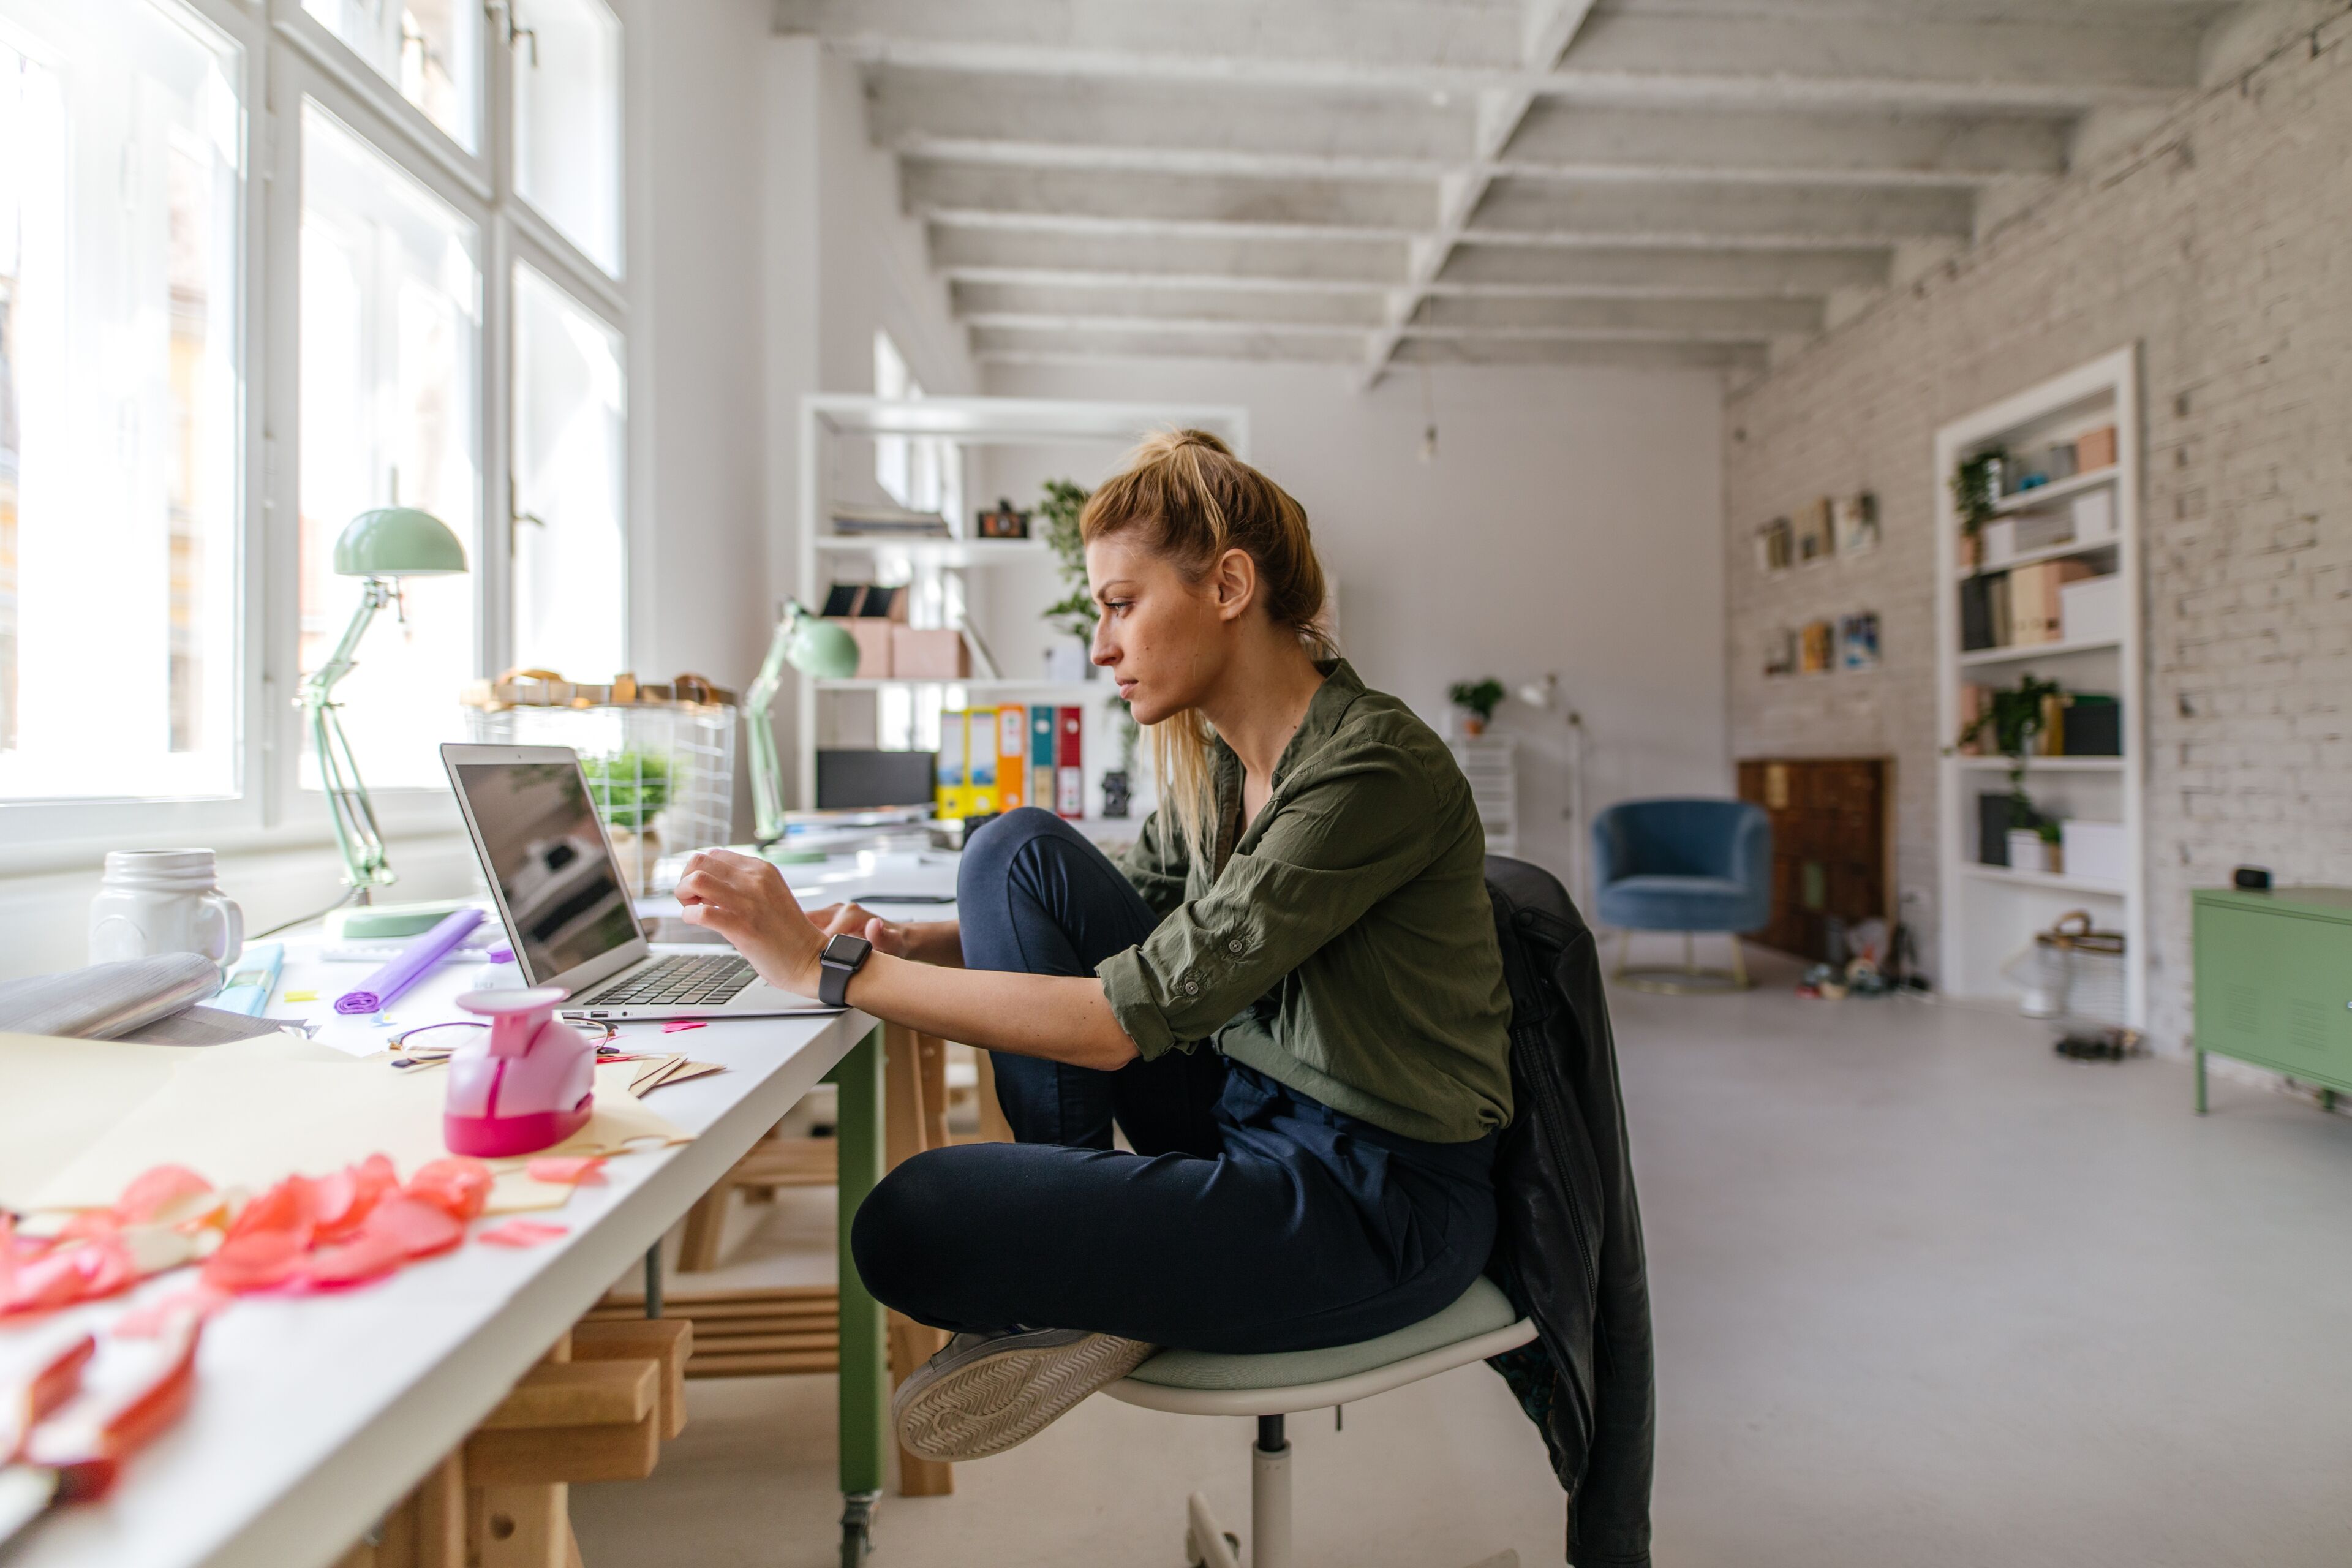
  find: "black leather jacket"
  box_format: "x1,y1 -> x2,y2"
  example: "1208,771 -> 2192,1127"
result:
1482,856 -> 1656,1567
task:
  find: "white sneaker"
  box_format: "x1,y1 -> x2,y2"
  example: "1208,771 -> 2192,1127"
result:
892,1327 -> 1156,1461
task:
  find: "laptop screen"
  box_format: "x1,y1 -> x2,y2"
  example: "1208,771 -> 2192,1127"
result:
450,759 -> 640,983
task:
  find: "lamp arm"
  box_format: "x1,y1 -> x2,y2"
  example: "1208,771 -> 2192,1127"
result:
300,580 -> 398,891
744,605 -> 804,846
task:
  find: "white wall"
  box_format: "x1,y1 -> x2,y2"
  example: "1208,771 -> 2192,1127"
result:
982,358 -> 1730,892
759,37 -> 982,811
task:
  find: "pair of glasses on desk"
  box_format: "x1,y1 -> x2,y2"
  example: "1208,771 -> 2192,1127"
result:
386,1018 -> 622,1071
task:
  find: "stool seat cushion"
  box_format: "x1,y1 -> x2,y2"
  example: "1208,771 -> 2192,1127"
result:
1124,1276 -> 1520,1393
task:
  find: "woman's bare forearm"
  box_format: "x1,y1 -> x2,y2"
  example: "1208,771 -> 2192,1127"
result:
842,952 -> 1138,1071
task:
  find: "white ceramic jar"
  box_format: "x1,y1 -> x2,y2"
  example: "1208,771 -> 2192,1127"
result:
88,849 -> 244,970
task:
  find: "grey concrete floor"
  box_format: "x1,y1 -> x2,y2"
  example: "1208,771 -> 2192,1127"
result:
575,956 -> 2352,1566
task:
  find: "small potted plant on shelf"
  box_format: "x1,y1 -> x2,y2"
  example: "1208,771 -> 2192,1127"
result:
1038,478 -> 1094,681
1952,672 -> 2062,870
1448,677 -> 1505,737
1950,447 -> 2007,571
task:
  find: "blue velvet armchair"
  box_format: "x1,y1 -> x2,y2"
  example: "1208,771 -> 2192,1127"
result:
1591,798 -> 1773,992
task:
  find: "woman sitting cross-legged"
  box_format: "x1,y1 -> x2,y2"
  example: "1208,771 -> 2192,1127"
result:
672,429 -> 1514,1462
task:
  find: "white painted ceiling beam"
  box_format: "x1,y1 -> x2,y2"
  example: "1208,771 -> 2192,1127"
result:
952,284 -> 1816,337
1470,176 -> 1977,241
928,222 -> 1413,287
1436,240 -> 1888,291
970,325 -> 1769,372
783,1 -> 2199,108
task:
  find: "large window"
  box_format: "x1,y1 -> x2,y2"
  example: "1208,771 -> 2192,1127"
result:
0,0 -> 241,804
0,0 -> 626,854
511,261 -> 624,682
297,101 -> 481,790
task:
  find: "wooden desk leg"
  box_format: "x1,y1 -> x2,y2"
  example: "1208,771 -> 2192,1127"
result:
832,1026 -> 888,1564
467,1483 -> 568,1568
884,1024 -> 954,1498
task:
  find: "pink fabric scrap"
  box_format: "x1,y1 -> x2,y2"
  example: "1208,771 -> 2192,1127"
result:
477,1221 -> 568,1249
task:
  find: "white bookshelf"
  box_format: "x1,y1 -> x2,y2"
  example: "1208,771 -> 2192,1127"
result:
794,395 -> 1249,811
1934,345 -> 2145,1027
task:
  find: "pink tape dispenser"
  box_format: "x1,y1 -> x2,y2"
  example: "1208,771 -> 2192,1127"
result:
444,987 -> 595,1157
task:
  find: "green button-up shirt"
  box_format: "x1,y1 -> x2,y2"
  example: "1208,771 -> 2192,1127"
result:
1096,660 -> 1513,1144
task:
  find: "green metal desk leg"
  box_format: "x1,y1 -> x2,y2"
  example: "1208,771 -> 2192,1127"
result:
2194,1048 -> 2207,1115
832,1026 -> 888,1566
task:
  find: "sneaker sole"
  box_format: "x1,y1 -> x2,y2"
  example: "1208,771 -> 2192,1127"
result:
894,1334 -> 1156,1462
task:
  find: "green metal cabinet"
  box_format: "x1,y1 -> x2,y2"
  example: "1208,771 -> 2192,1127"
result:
2192,886 -> 2352,1112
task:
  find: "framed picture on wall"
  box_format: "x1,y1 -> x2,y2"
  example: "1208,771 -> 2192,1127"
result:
1795,498 -> 1835,564
1800,619 -> 1834,674
1756,517 -> 1794,573
1839,611 -> 1882,671
1763,626 -> 1798,677
1834,492 -> 1880,554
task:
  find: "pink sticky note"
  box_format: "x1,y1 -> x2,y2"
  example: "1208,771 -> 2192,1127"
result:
526,1156 -> 608,1186
661,1019 -> 706,1033
477,1221 -> 569,1249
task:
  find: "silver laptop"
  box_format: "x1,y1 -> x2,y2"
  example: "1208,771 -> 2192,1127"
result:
441,744 -> 834,1021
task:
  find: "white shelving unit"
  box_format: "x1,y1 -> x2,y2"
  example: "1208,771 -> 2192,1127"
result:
1450,736 -> 1518,858
794,395 -> 1249,812
1934,345 -> 2145,1027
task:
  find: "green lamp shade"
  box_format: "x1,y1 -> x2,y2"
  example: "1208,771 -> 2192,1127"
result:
334,507 -> 469,578
786,607 -> 863,680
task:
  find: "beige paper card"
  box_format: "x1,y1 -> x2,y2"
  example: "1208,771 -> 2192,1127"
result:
21,1054 -> 687,1213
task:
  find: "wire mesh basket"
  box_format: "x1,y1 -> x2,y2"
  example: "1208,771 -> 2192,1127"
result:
462,670 -> 737,894
2000,910 -> 2126,1025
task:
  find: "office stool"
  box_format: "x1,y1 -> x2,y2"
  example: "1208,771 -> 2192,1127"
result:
1102,1277 -> 1536,1568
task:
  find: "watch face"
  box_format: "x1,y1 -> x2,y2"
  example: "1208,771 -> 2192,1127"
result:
825,933 -> 874,967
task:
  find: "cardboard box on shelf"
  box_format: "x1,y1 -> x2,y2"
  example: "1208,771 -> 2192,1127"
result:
829,619 -> 894,678
891,627 -> 970,680
2075,426 -> 2117,471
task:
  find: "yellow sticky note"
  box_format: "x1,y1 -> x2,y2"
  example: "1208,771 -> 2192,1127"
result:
283,989 -> 318,1003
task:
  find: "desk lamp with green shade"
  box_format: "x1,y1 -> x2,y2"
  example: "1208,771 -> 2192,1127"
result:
745,601 -> 861,851
301,507 -> 469,935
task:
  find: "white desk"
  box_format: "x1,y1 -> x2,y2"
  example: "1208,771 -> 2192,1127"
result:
10,923 -> 898,1568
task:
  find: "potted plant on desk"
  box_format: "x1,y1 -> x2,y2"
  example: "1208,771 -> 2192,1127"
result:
1449,677 -> 1505,737
1951,673 -> 2062,870
584,748 -> 673,894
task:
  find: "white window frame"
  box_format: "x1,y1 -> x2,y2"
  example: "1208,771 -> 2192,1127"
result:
0,0 -> 630,873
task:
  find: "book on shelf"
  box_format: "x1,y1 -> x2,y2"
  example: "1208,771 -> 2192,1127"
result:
1056,706 -> 1084,818
829,501 -> 952,537
1028,706 -> 1057,810
995,704 -> 1026,815
1956,683 -> 1988,752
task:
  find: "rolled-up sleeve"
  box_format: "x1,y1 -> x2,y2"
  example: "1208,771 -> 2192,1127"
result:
1096,744 -> 1438,1058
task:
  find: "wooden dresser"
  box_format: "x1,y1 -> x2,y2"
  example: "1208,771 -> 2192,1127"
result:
1735,758 -> 1890,962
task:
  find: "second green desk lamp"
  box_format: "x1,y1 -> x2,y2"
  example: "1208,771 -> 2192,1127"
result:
745,600 -> 861,845
301,507 -> 469,897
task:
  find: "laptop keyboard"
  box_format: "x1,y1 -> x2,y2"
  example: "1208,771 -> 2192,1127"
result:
577,954 -> 757,1008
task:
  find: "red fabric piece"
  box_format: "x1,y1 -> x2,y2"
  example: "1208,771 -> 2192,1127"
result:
312,1155 -> 399,1244
365,1197 -> 465,1261
200,1229 -> 307,1295
2,1242 -> 136,1317
476,1221 -> 568,1248
113,1166 -> 213,1226
225,1176 -> 318,1251
404,1158 -> 494,1223
300,1226 -> 410,1288
524,1156 -> 606,1186
660,1019 -> 705,1033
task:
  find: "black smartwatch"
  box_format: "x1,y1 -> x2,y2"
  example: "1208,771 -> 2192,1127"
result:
818,932 -> 874,1007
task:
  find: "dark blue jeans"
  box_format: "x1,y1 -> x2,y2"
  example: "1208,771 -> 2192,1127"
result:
849,808 -> 1499,1354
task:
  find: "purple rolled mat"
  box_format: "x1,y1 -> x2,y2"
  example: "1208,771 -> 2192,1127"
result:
334,908 -> 486,1015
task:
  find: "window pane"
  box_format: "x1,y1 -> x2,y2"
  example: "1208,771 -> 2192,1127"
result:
303,0 -> 481,153
0,0 -> 241,803
512,263 -> 624,683
299,101 -> 480,791
512,0 -> 620,274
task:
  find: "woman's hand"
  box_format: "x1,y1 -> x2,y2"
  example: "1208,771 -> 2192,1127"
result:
674,850 -> 825,998
805,902 -> 914,957
805,903 -> 966,968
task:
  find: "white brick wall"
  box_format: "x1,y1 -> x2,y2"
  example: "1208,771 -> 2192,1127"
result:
1722,15 -> 2352,1049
